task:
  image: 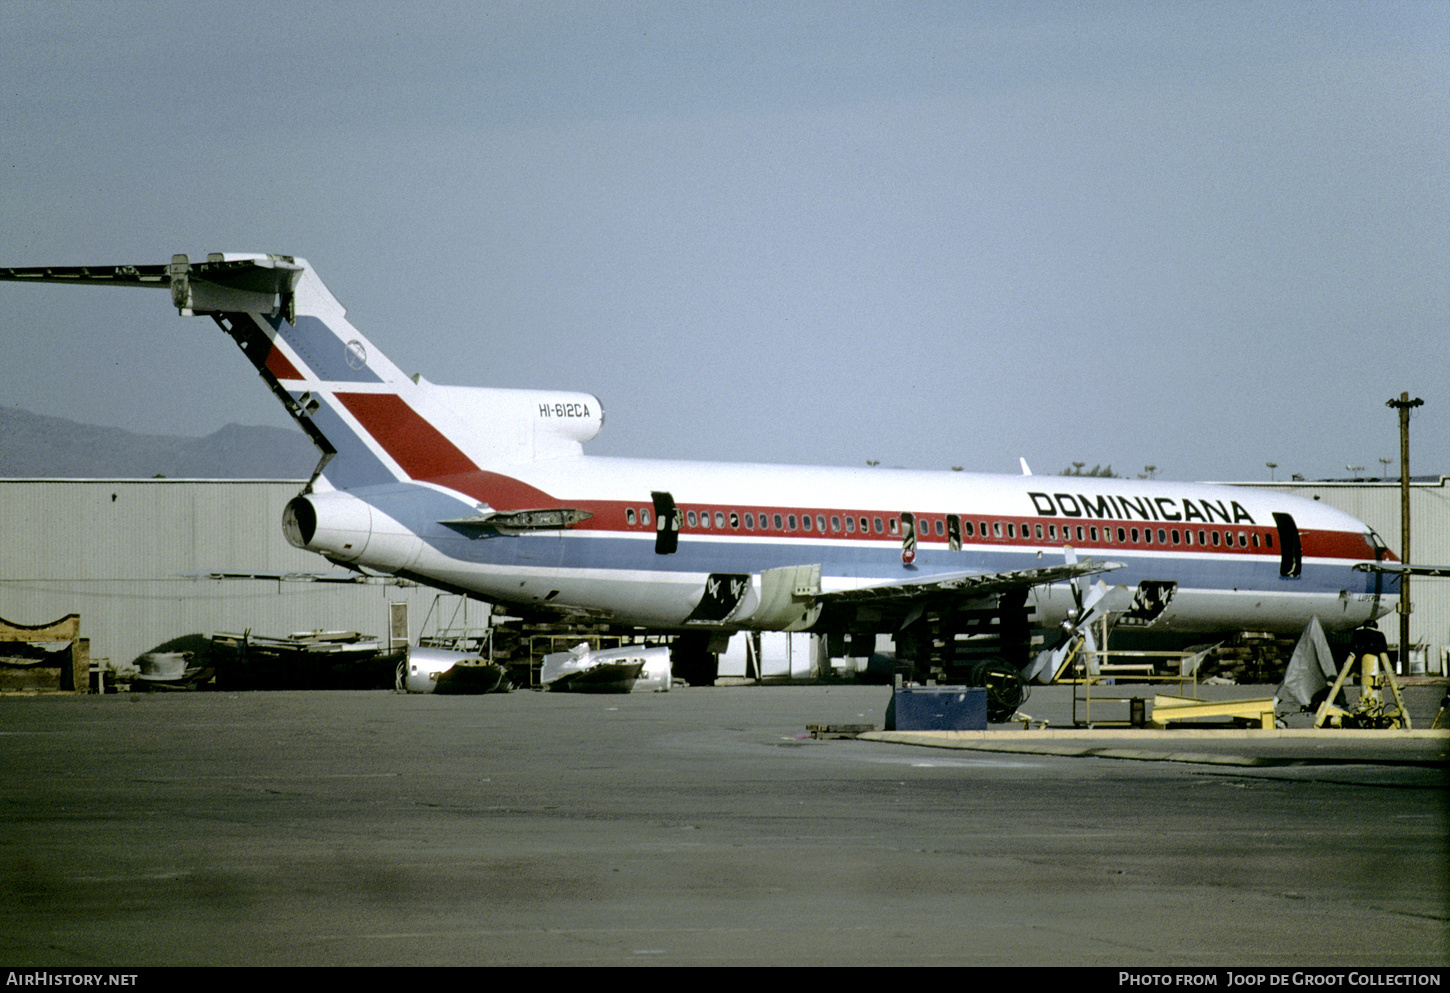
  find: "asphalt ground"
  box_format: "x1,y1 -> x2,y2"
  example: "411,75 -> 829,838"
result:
1,683 -> 1445,967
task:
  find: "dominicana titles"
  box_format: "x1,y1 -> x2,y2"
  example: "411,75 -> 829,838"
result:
1028,491 -> 1256,525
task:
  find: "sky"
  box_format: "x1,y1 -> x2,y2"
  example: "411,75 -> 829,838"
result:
2,0 -> 1446,483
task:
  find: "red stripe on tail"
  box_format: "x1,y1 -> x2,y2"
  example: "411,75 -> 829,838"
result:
334,392 -> 553,507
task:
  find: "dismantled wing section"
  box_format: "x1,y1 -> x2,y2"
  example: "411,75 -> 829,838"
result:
1354,562 -> 1450,578
814,559 -> 1123,607
183,569 -> 408,585
441,505 -> 595,535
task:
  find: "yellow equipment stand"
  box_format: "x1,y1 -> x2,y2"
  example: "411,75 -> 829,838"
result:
1314,650 -> 1413,729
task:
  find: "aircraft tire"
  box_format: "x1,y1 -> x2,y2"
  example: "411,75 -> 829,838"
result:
964,658 -> 1027,723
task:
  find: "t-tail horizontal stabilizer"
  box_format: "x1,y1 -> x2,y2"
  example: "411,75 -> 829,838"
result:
0,254 -> 305,319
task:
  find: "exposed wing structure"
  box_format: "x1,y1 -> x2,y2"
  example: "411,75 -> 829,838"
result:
185,570 -> 410,585
813,559 -> 1123,606
1353,562 -> 1450,579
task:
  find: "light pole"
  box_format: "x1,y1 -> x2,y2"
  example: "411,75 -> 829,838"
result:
1386,393 -> 1424,671
1266,462 -> 1278,481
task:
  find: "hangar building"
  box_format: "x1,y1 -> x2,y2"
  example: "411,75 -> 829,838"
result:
0,479 -> 454,678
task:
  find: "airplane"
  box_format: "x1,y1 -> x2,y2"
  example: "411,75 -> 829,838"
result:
0,253 -> 1404,689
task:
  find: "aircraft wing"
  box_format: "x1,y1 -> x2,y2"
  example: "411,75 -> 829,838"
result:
1353,562 -> 1450,578
813,559 -> 1123,607
182,569 -> 413,585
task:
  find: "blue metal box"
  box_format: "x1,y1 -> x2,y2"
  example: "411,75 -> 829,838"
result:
886,686 -> 988,731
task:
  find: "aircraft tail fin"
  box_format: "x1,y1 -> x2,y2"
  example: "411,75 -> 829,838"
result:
1,254 -> 603,495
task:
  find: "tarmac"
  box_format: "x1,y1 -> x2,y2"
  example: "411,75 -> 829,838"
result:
0,681 -> 1445,967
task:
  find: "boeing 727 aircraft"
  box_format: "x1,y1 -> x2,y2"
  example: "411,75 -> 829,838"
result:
0,254 -> 1401,685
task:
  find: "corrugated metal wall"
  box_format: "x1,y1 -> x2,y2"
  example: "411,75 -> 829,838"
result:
1249,476 -> 1450,673
0,479 -> 475,670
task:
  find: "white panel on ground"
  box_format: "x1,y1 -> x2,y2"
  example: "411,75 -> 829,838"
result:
717,632 -> 748,677
757,631 -> 791,678
753,632 -> 820,679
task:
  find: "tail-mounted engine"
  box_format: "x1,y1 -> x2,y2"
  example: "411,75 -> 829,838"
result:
283,491 -> 423,574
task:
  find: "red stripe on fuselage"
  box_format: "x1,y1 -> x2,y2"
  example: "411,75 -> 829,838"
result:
334,392 -> 553,507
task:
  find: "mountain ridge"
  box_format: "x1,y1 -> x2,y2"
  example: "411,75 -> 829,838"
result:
0,406 -> 319,478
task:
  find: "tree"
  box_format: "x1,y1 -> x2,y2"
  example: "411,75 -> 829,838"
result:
1058,463 -> 1118,477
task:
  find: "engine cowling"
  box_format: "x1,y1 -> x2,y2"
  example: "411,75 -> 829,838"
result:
283,491 -> 423,573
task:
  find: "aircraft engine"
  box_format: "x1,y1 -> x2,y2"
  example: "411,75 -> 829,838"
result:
283,491 -> 423,573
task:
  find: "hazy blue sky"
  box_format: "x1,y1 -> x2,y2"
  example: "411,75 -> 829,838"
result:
3,1 -> 1446,482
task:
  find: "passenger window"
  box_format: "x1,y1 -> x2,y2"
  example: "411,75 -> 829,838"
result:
730,512 -> 739,529
1117,527 -> 1127,542
1158,529 -> 1167,544
626,508 -> 637,525
993,522 -> 1002,538
934,519 -> 943,536
642,508 -> 651,525
745,512 -> 755,529
1007,523 -> 1016,539
831,515 -> 841,532
874,517 -> 884,534
1211,532 -> 1220,546
963,520 -> 974,537
787,515 -> 797,531
801,515 -> 812,531
715,512 -> 725,528
845,516 -> 855,533
1172,529 -> 1181,544
1088,526 -> 1097,541
773,514 -> 783,530
817,515 -> 827,532
687,511 -> 698,527
1035,523 -> 1044,540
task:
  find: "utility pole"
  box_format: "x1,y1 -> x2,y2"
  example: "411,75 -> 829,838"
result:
1386,393 -> 1424,671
